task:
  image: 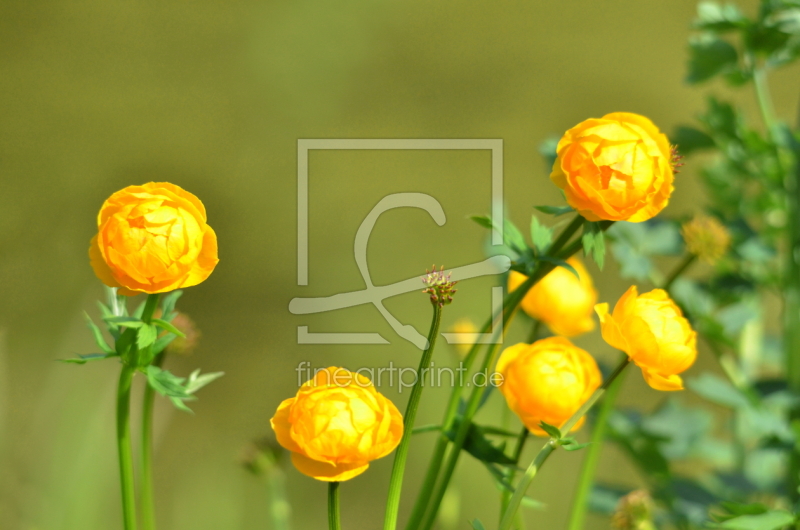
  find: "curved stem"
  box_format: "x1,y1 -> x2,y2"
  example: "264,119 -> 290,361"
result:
116,365 -> 138,530
499,357 -> 630,530
328,482 -> 341,530
565,354 -> 628,530
499,426 -> 529,526
526,319 -> 542,344
383,304 -> 443,530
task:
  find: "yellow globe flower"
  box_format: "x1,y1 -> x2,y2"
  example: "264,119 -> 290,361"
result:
596,286 -> 697,391
550,112 -> 675,222
89,182 -> 218,295
507,258 -> 597,337
496,337 -> 601,436
270,367 -> 403,482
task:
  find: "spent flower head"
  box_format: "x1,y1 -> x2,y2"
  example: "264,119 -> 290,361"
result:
422,265 -> 458,307
612,490 -> 656,530
681,213 -> 731,264
164,311 -> 201,356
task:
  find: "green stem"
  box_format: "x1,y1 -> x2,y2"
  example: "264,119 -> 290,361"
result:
328,482 -> 341,530
416,220 -> 609,530
565,353 -> 628,530
137,294 -> 161,530
662,254 -> 696,292
116,365 -> 138,530
267,467 -> 292,530
753,67 -> 777,133
140,353 -> 163,530
526,319 -> 541,344
500,426 -> 529,526
383,304 -> 443,530
785,114 -> 800,505
499,357 -> 630,530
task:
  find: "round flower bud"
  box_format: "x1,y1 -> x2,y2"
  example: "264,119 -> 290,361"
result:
507,258 -> 597,337
270,367 -> 403,482
89,182 -> 218,296
681,213 -> 731,264
596,286 -> 697,391
496,337 -> 601,436
550,112 -> 674,222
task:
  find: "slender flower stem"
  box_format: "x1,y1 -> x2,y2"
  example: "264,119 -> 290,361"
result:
383,304 -> 443,530
140,353 -> 164,530
498,357 -> 630,530
565,353 -> 628,530
116,365 -> 138,530
328,482 -> 341,530
499,426 -> 529,526
417,219 -> 610,530
267,467 -> 292,530
662,254 -> 696,292
525,319 -> 541,344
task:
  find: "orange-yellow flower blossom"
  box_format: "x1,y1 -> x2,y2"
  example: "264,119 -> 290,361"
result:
496,337 -> 601,436
89,182 -> 218,295
507,258 -> 597,337
550,112 -> 674,222
596,286 -> 697,391
270,367 -> 403,482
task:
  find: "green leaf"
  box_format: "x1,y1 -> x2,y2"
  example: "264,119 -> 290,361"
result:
530,216 -> 553,253
152,334 -> 177,356
687,372 -> 750,408
152,318 -> 186,338
686,35 -> 738,83
534,205 -> 574,217
115,328 -> 137,357
60,352 -> 118,364
471,215 -> 494,230
695,2 -> 748,32
446,419 -> 516,464
132,300 -> 147,319
708,510 -> 796,530
539,421 -> 561,439
538,137 -> 559,170
136,324 -> 158,350
470,519 -> 486,530
560,438 -> 592,451
581,222 -> 605,270
104,316 -> 145,328
504,218 -> 527,253
169,396 -> 196,414
482,462 -> 546,509
184,369 -> 224,394
145,365 -> 192,400
671,126 -> 716,155
160,290 -> 184,320
83,313 -> 115,354
539,256 -> 579,279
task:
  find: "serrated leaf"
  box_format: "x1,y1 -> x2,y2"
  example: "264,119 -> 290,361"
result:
561,438 -> 592,451
504,218 -> 527,253
60,352 -> 118,364
185,369 -> 224,394
152,318 -> 186,338
530,216 -> 553,253
136,324 -> 158,350
170,395 -> 196,414
146,366 -> 191,399
539,421 -> 561,439
83,313 -> 115,354
687,35 -> 738,83
582,222 -> 606,269
534,205 -> 574,217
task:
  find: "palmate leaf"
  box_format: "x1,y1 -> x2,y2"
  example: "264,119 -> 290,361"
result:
136,323 -> 158,350
530,215 -> 553,253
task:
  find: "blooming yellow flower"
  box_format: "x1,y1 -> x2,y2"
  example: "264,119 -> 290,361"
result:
496,337 -> 601,436
507,258 -> 597,337
550,112 -> 674,222
681,213 -> 731,264
270,367 -> 403,482
89,182 -> 218,295
596,286 -> 697,391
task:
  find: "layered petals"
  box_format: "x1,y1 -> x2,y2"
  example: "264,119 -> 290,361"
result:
596,286 -> 697,391
270,367 -> 403,482
89,182 -> 219,295
551,113 -> 674,222
497,337 -> 601,436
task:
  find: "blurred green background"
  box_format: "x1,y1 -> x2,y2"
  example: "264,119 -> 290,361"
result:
1,1 -> 799,529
